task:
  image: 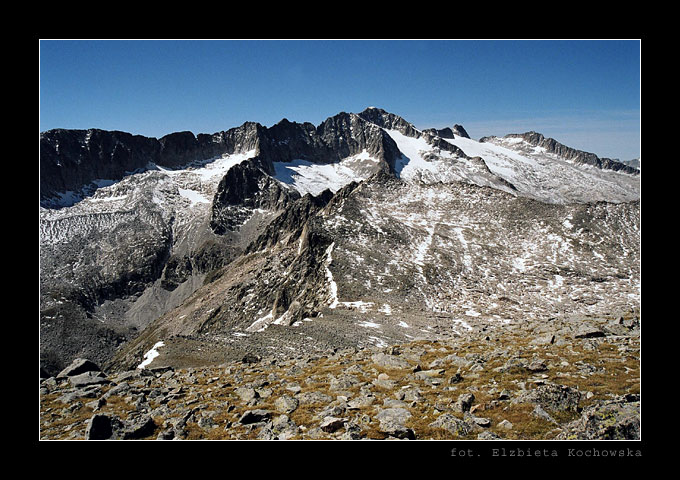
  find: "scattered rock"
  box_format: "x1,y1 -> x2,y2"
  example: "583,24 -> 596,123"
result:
527,359 -> 548,372
497,419 -> 513,430
41,329 -> 639,441
320,416 -> 347,433
532,404 -> 558,425
469,416 -> 491,428
455,393 -> 475,413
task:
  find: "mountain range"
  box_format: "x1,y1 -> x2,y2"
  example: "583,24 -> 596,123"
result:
39,107 -> 640,378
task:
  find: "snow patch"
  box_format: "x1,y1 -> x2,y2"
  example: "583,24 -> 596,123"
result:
325,243 -> 339,309
273,150 -> 379,196
378,304 -> 392,315
178,188 -> 210,205
137,341 -> 165,369
247,312 -> 273,332
358,320 -> 381,329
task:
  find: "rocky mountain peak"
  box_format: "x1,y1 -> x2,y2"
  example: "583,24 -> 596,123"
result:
452,124 -> 470,139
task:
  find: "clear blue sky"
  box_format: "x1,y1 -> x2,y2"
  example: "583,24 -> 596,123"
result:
39,39 -> 641,160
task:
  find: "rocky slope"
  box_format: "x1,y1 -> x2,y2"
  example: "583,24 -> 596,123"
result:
39,107 -> 641,439
104,164 -> 639,375
39,312 -> 639,440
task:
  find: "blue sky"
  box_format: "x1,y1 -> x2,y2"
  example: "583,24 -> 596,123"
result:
39,39 -> 641,160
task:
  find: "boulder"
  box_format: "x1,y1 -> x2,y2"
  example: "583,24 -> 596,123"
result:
57,358 -> 101,378
376,407 -> 415,439
69,371 -> 110,388
239,409 -> 271,425
429,414 -> 473,436
320,416 -> 347,433
371,353 -> 411,370
557,400 -> 640,440
513,383 -> 581,412
274,395 -> 299,414
85,414 -> 124,440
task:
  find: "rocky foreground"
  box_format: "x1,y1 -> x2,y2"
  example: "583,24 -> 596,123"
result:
39,312 -> 640,441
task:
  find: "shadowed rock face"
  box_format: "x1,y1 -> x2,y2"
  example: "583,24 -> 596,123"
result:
39,107 -> 640,379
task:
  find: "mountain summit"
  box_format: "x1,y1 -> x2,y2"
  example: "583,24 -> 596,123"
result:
39,108 -> 640,378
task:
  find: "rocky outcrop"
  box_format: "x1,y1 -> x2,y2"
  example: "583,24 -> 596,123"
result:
210,159 -> 299,234
422,124 -> 470,139
556,397 -> 641,440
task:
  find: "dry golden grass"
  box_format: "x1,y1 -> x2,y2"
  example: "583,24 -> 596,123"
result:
40,327 -> 640,440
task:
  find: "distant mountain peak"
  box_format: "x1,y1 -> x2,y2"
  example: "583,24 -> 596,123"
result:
480,131 -> 640,176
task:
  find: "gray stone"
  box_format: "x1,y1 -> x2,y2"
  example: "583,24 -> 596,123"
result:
532,404 -> 558,425
85,414 -> 124,440
274,395 -> 299,414
271,415 -> 299,439
330,374 -> 359,391
415,368 -> 445,378
575,326 -> 606,339
497,419 -> 513,430
527,359 -> 548,372
557,400 -> 640,440
374,407 -> 415,439
347,395 -> 376,409
372,377 -> 397,389
234,387 -> 258,402
456,393 -> 475,413
284,383 -> 302,394
57,358 -> 102,378
297,391 -> 333,405
239,409 -> 271,425
514,383 -> 581,412
371,353 -> 411,370
471,416 -> 491,428
122,415 -> 157,439
69,371 -> 109,388
376,407 -> 411,425
429,414 -> 473,436
320,416 -> 347,433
